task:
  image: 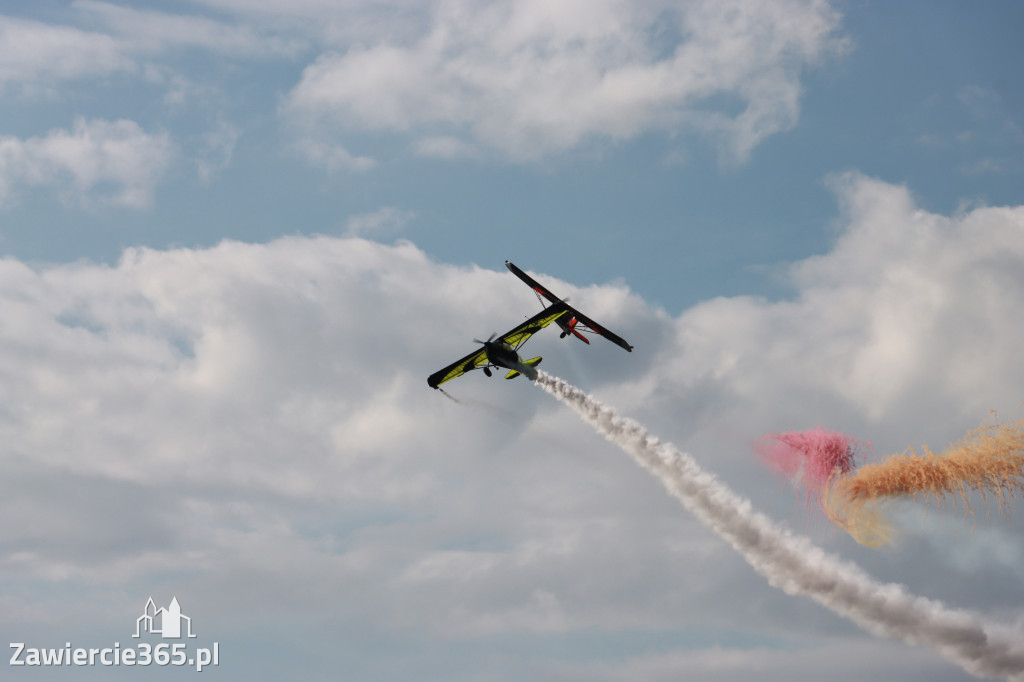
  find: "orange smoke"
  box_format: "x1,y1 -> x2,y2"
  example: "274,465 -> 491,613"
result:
825,417 -> 1024,546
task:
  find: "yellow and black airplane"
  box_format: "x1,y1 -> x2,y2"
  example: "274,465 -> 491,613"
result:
427,262 -> 632,389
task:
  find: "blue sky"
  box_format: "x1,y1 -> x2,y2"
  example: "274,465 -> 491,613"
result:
1,1 -> 1023,680
2,0 -> 1020,309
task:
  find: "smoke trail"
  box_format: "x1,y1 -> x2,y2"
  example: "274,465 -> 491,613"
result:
438,388 -> 526,424
754,427 -> 864,505
533,371 -> 1024,681
826,417 -> 1024,546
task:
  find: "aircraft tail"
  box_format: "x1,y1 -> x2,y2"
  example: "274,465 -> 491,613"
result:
505,357 -> 543,380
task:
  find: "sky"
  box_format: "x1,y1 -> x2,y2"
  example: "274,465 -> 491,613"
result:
0,1 -> 1023,680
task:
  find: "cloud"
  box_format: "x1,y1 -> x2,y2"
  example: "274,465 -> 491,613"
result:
960,157 -> 1020,175
635,173 -> 1024,443
71,0 -> 302,58
345,206 -> 417,237
913,86 -> 1024,173
957,85 -> 1004,121
0,3 -> 299,94
564,639 -> 956,682
188,0 -> 434,46
0,118 -> 175,208
3,0 -> 844,171
284,0 -> 846,163
292,136 -> 377,171
795,173 -> 1024,417
0,175 -> 1022,678
195,120 -> 241,183
0,15 -> 133,89
414,135 -> 477,160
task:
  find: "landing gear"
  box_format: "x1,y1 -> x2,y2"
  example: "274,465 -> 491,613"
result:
483,367 -> 492,377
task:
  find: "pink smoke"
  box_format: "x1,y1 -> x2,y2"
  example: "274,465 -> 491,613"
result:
755,427 -> 864,501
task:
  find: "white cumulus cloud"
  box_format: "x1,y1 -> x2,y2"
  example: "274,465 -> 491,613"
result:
71,0 -> 302,58
285,0 -> 846,163
345,206 -> 417,236
0,118 -> 175,208
0,15 -> 133,88
0,174 -> 1021,679
649,172 -> 1024,438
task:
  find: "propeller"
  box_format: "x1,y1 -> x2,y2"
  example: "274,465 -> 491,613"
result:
473,333 -> 497,377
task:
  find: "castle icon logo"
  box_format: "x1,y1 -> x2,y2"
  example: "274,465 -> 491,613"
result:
133,597 -> 197,639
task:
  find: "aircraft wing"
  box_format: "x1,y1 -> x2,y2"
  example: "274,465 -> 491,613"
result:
505,260 -> 633,352
427,346 -> 489,389
427,303 -> 570,389
498,301 -> 570,350
506,260 -> 561,306
559,303 -> 634,352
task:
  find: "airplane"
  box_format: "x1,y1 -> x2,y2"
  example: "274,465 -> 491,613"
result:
427,262 -> 632,390
505,260 -> 633,352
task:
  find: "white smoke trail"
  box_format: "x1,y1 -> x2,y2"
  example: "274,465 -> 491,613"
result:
534,371 -> 1024,681
439,387 -> 526,424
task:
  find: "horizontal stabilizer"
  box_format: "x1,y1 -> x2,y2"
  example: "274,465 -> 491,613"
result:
505,357 -> 543,380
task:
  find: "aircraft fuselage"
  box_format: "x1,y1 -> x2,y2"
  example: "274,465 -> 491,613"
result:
484,341 -> 539,380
